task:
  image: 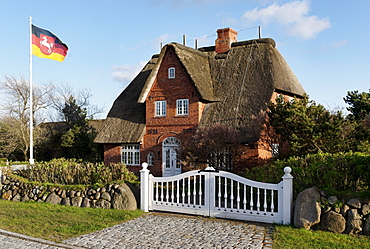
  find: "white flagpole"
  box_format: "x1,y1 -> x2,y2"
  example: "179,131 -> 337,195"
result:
29,17 -> 34,165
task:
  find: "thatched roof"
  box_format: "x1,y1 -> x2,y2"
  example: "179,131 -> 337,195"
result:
95,38 -> 305,144
138,43 -> 214,103
94,56 -> 158,143
198,38 -> 305,142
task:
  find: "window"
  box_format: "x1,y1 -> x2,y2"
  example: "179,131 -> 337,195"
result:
121,144 -> 140,165
147,152 -> 154,166
271,143 -> 279,157
168,67 -> 175,79
209,147 -> 233,171
176,99 -> 189,116
155,100 -> 166,116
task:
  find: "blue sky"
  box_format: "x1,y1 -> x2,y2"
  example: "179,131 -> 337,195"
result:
1,0 -> 369,118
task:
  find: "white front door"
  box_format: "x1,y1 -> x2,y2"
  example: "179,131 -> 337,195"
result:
162,137 -> 181,177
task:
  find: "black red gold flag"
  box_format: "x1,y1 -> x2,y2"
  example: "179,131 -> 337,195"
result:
31,25 -> 68,62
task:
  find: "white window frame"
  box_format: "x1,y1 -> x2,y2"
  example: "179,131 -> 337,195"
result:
168,67 -> 175,79
155,100 -> 166,117
176,99 -> 189,116
147,152 -> 154,166
121,144 -> 140,166
271,143 -> 279,157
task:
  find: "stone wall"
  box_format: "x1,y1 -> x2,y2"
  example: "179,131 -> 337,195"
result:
294,187 -> 370,236
0,175 -> 138,210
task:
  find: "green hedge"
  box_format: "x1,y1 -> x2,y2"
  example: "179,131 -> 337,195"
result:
15,158 -> 137,185
245,152 -> 370,196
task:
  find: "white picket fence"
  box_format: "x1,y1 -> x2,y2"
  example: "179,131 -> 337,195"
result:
140,164 -> 293,224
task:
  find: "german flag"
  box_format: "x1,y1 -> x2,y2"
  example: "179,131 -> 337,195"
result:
32,25 -> 68,62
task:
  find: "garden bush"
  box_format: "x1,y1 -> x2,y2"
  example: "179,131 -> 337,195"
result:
245,152 -> 370,197
16,158 -> 137,185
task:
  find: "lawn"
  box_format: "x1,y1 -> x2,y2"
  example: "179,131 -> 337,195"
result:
273,225 -> 370,249
0,199 -> 369,248
0,199 -> 144,242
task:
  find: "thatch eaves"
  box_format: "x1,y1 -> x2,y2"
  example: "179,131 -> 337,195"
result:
94,57 -> 158,144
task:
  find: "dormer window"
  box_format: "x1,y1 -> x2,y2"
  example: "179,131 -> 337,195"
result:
168,67 -> 175,79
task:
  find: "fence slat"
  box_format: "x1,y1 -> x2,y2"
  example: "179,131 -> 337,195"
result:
237,182 -> 240,210
224,177 -> 228,209
142,165 -> 293,225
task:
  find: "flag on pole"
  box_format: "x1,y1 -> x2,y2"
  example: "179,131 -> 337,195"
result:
31,25 -> 68,62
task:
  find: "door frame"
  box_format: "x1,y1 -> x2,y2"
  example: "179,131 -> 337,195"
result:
162,137 -> 181,177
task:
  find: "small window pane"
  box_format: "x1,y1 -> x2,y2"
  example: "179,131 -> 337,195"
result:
155,101 -> 166,117
176,99 -> 188,115
147,153 -> 154,166
272,143 -> 279,157
121,144 -> 140,166
168,67 -> 175,79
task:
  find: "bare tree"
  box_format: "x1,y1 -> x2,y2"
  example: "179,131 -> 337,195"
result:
0,119 -> 20,158
0,76 -> 52,160
48,83 -> 104,121
180,124 -> 240,171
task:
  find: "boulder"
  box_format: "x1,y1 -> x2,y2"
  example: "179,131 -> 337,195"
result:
45,193 -> 62,205
21,195 -> 30,202
61,198 -> 71,206
87,188 -> 96,196
81,197 -> 91,208
328,196 -> 338,205
11,194 -> 21,202
101,192 -> 111,201
95,199 -> 111,209
361,203 -> 370,216
364,219 -> 370,236
60,190 -> 67,199
71,196 -> 83,207
293,187 -> 321,229
346,199 -> 361,209
345,209 -> 362,234
112,184 -> 137,210
2,190 -> 12,200
321,211 -> 346,233
341,204 -> 350,217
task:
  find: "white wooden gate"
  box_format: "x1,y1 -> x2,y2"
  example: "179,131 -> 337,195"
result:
140,164 -> 293,224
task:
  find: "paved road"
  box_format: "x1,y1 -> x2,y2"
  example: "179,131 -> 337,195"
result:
0,213 -> 273,248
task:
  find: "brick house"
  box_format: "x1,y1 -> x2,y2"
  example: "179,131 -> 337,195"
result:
94,28 -> 305,176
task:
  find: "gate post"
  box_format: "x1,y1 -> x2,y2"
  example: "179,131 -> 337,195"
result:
282,167 -> 293,225
140,162 -> 150,212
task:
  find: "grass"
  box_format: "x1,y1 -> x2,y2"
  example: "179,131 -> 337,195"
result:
0,199 -> 144,242
273,225 -> 370,249
0,199 -> 369,247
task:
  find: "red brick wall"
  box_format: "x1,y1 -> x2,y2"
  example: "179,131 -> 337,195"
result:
215,28 -> 238,54
103,144 -> 121,166
142,46 -> 202,176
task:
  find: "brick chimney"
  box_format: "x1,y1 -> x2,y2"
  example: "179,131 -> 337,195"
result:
215,28 -> 238,54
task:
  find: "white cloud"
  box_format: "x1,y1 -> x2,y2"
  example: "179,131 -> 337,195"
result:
242,0 -> 330,39
112,61 -> 148,83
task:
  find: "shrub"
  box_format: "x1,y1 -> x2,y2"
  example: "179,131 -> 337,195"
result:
244,152 -> 370,197
16,158 -> 137,185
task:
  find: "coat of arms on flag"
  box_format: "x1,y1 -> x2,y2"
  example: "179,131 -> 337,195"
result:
31,25 -> 68,62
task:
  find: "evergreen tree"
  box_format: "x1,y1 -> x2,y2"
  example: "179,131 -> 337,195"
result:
268,95 -> 349,157
344,90 -> 370,153
60,96 -> 96,160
